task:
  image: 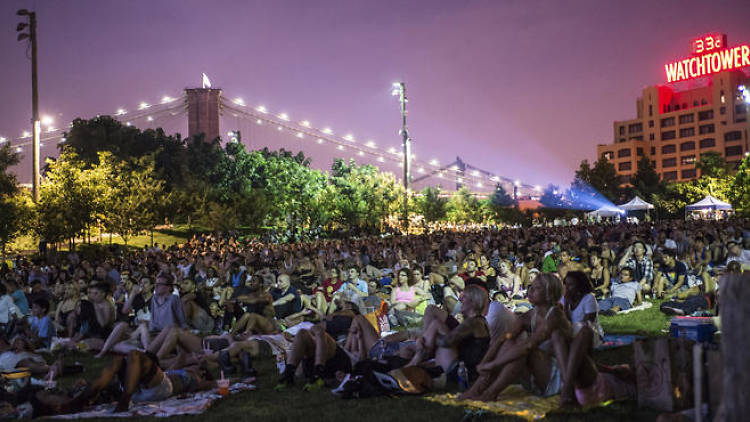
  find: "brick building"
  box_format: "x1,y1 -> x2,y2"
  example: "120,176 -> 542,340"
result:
597,70 -> 749,182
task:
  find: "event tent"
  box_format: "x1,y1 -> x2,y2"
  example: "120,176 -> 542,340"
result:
586,205 -> 624,218
618,196 -> 655,211
685,195 -> 733,211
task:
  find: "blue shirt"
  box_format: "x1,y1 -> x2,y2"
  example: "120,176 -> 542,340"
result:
11,290 -> 29,315
30,315 -> 54,346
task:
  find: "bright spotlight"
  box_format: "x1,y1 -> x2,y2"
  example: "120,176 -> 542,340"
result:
41,115 -> 54,126
278,113 -> 289,121
116,108 -> 126,115
514,180 -> 520,187
322,127 -> 333,134
739,85 -> 750,103
256,105 -> 267,113
429,159 -> 439,166
21,131 -> 30,138
146,116 -> 153,122
138,102 -> 149,110
366,141 -> 376,148
161,96 -> 174,103
232,98 -> 244,106
296,132 -> 304,138
0,137 -> 5,143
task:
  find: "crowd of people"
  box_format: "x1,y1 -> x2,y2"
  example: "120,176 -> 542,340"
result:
0,218 -> 748,416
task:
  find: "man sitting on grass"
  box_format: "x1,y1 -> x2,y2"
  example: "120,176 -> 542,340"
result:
597,267 -> 641,316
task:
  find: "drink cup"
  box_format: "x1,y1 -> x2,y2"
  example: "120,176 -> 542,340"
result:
217,379 -> 230,396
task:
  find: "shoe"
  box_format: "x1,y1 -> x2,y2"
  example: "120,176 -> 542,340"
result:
331,373 -> 352,396
661,306 -> 685,316
218,351 -> 236,375
302,377 -> 325,392
239,351 -> 257,377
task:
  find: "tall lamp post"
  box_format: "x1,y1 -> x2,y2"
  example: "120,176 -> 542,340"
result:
16,9 -> 40,202
392,82 -> 411,232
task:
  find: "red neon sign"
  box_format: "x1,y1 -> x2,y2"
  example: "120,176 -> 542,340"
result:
665,42 -> 750,83
691,33 -> 727,55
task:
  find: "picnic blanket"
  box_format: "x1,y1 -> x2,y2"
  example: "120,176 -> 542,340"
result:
50,382 -> 255,419
425,385 -> 560,421
597,334 -> 641,350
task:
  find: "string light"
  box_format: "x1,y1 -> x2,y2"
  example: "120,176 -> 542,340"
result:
146,116 -> 154,122
16,146 -> 22,153
366,141 -> 376,148
429,159 -> 439,166
116,108 -> 126,115
256,105 -> 267,113
300,120 -> 311,127
337,145 -> 344,150
322,127 -> 333,135
0,137 -> 6,144
343,134 -> 354,142
278,113 -> 289,121
138,102 -> 150,110
41,116 -> 54,126
162,96 -> 174,104
232,98 -> 244,106
317,138 -> 324,144
256,119 -> 262,124
277,126 -> 283,131
296,132 -> 304,138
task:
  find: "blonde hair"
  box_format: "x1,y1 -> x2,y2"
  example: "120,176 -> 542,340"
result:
535,273 -> 562,304
463,284 -> 489,316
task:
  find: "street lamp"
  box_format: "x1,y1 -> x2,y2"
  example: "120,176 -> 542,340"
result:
16,9 -> 40,202
392,82 -> 411,231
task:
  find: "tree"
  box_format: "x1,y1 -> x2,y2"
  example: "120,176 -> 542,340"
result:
446,187 -> 484,224
729,153 -> 750,215
35,151 -> 108,248
0,144 -> 23,252
696,151 -> 730,178
628,156 -> 665,202
573,157 -> 622,202
490,184 -> 516,207
103,154 -> 164,246
416,186 -> 448,223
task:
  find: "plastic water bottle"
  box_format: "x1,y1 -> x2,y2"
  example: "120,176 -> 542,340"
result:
276,352 -> 286,374
457,361 -> 468,391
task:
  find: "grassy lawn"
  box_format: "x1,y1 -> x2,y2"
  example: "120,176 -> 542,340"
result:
54,349 -> 660,422
48,301 -> 676,422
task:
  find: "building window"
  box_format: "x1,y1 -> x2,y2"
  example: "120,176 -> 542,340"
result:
662,131 -> 676,140
649,105 -> 653,116
618,162 -> 632,171
651,147 -> 656,155
701,99 -> 707,105
663,171 -> 678,181
662,158 -> 677,167
648,120 -> 654,128
725,131 -> 742,141
637,148 -> 644,156
649,133 -> 655,141
681,169 -> 697,179
675,104 -> 681,111
680,141 -> 695,151
698,110 -> 713,120
661,117 -> 675,127
679,114 -> 694,124
736,104 -> 747,114
681,155 -> 696,165
698,124 -> 714,134
617,148 -> 632,158
679,127 -> 695,137
720,106 -> 726,115
619,138 -> 626,143
628,123 -> 643,133
725,145 -> 743,156
631,136 -> 644,141
699,138 -> 716,148
651,160 -> 657,168
619,126 -> 625,135
601,151 -> 614,160
661,144 -> 676,154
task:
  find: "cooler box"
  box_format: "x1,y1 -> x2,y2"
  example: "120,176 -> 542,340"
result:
669,317 -> 716,343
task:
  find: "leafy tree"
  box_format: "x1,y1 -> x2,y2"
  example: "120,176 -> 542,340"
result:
446,187 -> 483,223
628,157 -> 665,202
490,184 -> 516,207
102,154 -> 164,245
416,186 -> 448,223
696,151 -> 730,178
572,157 -> 622,202
539,184 -> 565,209
35,151 -> 108,248
729,154 -> 750,215
0,144 -> 23,252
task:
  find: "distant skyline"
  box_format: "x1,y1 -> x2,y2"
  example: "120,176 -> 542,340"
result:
1,0 -> 749,186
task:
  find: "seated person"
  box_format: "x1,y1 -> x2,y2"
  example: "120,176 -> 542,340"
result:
271,274 -> 303,322
179,279 -> 214,333
27,298 -> 54,349
0,335 -> 50,375
404,283 -> 490,384
562,271 -> 603,348
655,250 -> 703,299
598,267 -> 642,315
32,350 -> 233,415
230,277 -> 277,336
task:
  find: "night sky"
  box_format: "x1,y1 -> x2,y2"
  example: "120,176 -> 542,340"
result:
1,0 -> 749,186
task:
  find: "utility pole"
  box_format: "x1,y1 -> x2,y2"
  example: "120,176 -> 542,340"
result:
16,9 -> 40,202
392,82 -> 411,232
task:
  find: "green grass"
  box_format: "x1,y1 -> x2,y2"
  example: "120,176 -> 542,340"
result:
599,300 -> 673,337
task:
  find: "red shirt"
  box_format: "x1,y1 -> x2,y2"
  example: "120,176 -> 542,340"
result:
316,278 -> 344,302
458,269 -> 484,281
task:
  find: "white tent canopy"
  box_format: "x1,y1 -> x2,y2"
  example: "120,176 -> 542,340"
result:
586,205 -> 624,218
618,196 -> 655,210
686,195 -> 732,211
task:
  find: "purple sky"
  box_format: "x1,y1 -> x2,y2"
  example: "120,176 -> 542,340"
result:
2,0 -> 750,187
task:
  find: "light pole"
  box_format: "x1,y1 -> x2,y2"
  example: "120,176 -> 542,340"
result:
16,9 -> 40,202
392,82 -> 411,231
